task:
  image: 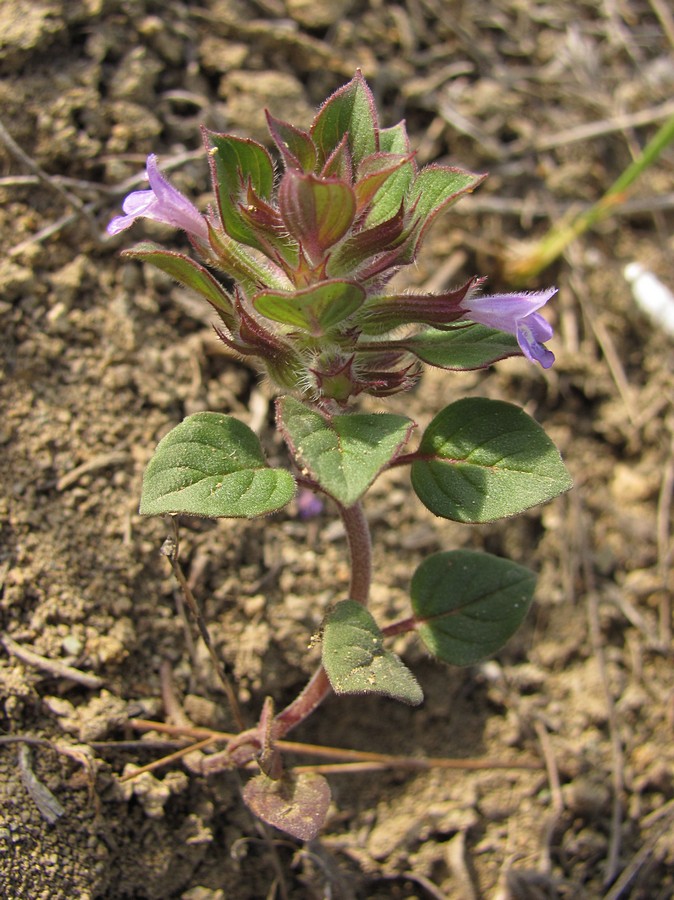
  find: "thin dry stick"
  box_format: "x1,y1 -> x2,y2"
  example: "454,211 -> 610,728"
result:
533,718 -> 564,876
2,635 -> 103,689
602,808 -> 674,900
445,831 -> 479,900
0,735 -> 97,806
56,449 -> 129,491
126,718 -> 541,772
648,0 -> 674,49
530,99 -> 674,153
570,273 -> 638,429
162,518 -> 245,731
0,117 -> 98,234
655,430 -> 674,645
576,496 -> 625,886
118,736 -> 217,783
18,744 -> 66,824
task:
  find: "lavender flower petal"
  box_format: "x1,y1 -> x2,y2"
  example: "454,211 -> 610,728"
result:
107,155 -> 208,241
459,288 -> 557,368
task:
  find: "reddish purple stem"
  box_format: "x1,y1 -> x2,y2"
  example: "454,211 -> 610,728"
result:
274,500 -> 372,737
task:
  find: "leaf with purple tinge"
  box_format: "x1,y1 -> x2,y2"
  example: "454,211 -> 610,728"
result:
123,242 -> 236,330
408,165 -> 487,254
278,170 -> 356,264
242,771 -> 331,841
311,70 -> 378,167
204,130 -> 275,251
266,111 -> 318,173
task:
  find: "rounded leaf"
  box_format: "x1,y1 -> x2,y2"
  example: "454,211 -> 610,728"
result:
322,600 -> 423,705
411,550 -> 536,666
242,771 -> 331,841
140,412 -> 295,518
411,398 -> 572,523
277,397 -> 414,506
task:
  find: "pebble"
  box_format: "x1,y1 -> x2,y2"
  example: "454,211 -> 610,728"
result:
624,262 -> 674,336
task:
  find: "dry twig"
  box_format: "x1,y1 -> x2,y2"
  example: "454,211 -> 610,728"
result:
2,635 -> 103,689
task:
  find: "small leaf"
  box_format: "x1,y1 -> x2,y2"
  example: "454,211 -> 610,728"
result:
277,397 -> 414,506
242,771 -> 331,841
123,243 -> 236,330
411,398 -> 572,523
411,550 -> 536,665
328,202 -> 406,276
140,412 -> 295,518
354,152 -> 412,213
206,222 -> 288,293
321,134 -> 353,181
404,324 -> 521,369
205,130 -> 275,250
364,158 -> 414,230
253,280 -> 365,335
278,170 -> 356,263
322,600 -> 423,705
378,121 -> 411,155
311,71 -> 378,167
408,165 -> 486,251
266,111 -> 317,172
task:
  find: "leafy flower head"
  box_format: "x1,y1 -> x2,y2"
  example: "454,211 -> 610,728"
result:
111,73 -> 558,404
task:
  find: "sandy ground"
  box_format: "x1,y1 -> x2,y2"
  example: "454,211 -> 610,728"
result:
1,1 -> 673,897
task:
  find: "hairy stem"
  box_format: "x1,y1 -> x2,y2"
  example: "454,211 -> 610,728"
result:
273,500 -> 372,737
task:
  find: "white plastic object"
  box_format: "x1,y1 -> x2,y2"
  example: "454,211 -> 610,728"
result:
624,262 -> 674,336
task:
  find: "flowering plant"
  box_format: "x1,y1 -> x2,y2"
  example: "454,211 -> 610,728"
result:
110,72 -> 571,838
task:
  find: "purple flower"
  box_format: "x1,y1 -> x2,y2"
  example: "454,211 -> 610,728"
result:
459,287 -> 557,368
107,154 -> 209,241
296,488 -> 324,520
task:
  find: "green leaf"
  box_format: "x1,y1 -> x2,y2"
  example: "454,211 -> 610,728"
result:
311,71 -> 378,168
123,243 -> 236,330
140,412 -> 295,518
404,324 -> 521,369
242,771 -> 330,841
378,121 -> 410,155
322,600 -> 423,705
408,165 -> 486,251
411,550 -> 536,666
354,153 -> 412,213
277,397 -> 414,505
411,398 -> 572,523
253,280 -> 365,335
364,159 -> 414,230
206,223 -> 288,293
362,123 -> 415,229
409,165 -> 485,223
205,131 -> 275,249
